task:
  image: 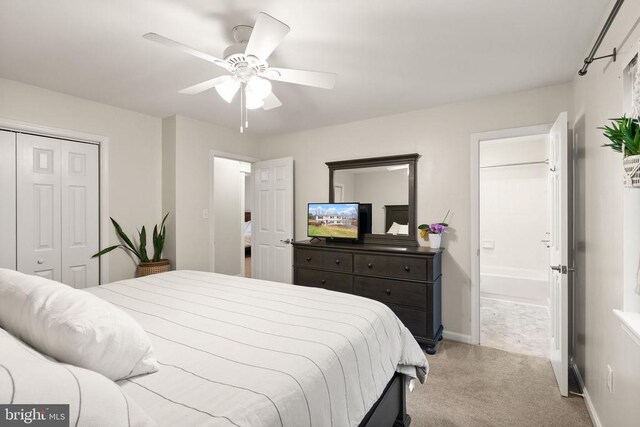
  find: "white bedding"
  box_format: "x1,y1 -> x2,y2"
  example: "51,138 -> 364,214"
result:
86,270 -> 428,427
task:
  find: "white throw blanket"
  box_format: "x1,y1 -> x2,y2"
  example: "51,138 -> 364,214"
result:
86,270 -> 428,427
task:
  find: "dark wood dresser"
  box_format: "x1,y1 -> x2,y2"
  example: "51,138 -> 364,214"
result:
292,240 -> 443,354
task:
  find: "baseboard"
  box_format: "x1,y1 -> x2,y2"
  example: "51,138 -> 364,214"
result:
571,360 -> 601,427
442,330 -> 473,344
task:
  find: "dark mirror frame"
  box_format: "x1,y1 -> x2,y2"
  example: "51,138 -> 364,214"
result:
327,153 -> 419,246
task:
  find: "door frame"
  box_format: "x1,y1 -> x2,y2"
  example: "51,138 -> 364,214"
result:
208,150 -> 259,274
0,117 -> 110,285
469,123 -> 552,345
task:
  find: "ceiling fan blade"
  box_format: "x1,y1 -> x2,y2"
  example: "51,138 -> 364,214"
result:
245,13 -> 290,62
262,92 -> 282,110
178,75 -> 232,95
265,68 -> 336,89
143,32 -> 230,70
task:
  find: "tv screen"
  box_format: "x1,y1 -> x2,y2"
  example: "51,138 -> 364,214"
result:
308,203 -> 359,240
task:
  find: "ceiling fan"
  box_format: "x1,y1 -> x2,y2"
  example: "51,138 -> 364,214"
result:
144,12 -> 337,132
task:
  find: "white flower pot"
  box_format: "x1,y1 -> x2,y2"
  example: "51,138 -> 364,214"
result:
428,233 -> 442,249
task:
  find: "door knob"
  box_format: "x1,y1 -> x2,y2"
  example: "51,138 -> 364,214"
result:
36,258 -> 44,264
550,265 -> 562,272
280,238 -> 292,244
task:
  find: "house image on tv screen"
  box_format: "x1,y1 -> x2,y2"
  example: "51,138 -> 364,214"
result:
308,203 -> 359,238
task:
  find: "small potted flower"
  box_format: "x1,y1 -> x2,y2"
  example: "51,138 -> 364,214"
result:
418,210 -> 449,249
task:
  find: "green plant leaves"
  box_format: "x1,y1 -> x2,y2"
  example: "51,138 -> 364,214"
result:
599,116 -> 640,156
92,213 -> 170,263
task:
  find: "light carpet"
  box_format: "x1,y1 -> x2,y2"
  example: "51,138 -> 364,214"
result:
407,340 -> 591,426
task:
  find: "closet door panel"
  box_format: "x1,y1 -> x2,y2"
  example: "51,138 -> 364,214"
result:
0,131 -> 16,269
61,141 -> 99,288
17,134 -> 62,281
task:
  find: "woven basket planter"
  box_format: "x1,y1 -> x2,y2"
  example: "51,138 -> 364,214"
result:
624,154 -> 640,188
136,259 -> 171,277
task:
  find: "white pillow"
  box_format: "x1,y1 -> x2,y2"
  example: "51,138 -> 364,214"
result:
0,328 -> 156,426
387,222 -> 401,235
398,224 -> 409,235
0,269 -> 158,381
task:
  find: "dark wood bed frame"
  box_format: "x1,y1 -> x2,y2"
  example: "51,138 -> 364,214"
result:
359,372 -> 411,426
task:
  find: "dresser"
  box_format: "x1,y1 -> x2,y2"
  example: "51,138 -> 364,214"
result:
292,240 -> 443,354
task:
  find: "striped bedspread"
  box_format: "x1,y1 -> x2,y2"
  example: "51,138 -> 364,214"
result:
86,270 -> 428,427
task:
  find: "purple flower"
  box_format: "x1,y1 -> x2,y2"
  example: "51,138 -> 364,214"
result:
430,223 -> 446,234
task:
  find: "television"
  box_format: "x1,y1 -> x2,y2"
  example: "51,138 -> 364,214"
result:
308,203 -> 360,240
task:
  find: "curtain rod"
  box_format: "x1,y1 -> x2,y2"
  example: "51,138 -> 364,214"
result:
480,159 -> 549,169
578,0 -> 624,76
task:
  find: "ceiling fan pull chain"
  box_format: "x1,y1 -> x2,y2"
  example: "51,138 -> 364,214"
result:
240,83 -> 244,133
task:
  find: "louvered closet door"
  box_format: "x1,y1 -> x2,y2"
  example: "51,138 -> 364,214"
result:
17,134 -> 99,287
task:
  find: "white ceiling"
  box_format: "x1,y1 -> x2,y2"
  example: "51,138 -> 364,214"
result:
0,0 -> 609,135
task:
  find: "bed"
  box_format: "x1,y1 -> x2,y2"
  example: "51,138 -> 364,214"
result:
84,270 -> 428,426
244,212 -> 252,256
0,269 -> 427,426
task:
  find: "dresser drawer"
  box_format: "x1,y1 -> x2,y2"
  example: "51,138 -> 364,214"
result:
322,251 -> 352,273
296,268 -> 353,293
387,304 -> 427,338
353,276 -> 426,310
353,254 -> 388,275
388,256 -> 428,281
295,249 -> 324,269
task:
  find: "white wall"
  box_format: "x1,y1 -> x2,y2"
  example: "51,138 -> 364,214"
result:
479,135 -> 549,304
213,157 -> 243,276
0,77 -> 162,282
571,0 -> 640,425
354,169 -> 408,234
163,115 -> 258,271
258,82 -> 572,337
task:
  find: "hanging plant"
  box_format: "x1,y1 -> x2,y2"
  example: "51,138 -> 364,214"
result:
599,116 -> 640,156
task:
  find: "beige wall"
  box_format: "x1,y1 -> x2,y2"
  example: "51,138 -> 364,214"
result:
571,0 -> 640,424
258,82 -> 572,337
0,77 -> 162,282
167,115 -> 258,271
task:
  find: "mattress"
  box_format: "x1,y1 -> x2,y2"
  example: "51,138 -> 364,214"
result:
86,270 -> 428,427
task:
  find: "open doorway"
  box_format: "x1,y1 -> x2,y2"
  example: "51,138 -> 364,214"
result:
478,134 -> 551,358
210,153 -> 256,278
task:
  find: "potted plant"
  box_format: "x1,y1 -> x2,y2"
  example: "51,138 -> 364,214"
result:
93,213 -> 170,277
599,116 -> 640,187
418,210 -> 449,249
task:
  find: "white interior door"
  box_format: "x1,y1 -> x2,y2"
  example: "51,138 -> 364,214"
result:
0,130 -> 16,269
17,134 -> 99,287
252,157 -> 294,283
17,134 -> 63,281
548,111 -> 569,397
60,140 -> 99,288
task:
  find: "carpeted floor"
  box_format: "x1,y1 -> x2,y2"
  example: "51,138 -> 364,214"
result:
407,340 -> 591,427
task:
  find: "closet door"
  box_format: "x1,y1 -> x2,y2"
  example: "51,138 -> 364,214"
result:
17,134 -> 99,287
0,130 -> 16,269
17,134 -> 62,281
61,140 -> 99,288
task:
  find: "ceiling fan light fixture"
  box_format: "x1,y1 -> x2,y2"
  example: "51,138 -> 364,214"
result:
245,96 -> 265,110
215,77 -> 241,103
246,75 -> 272,100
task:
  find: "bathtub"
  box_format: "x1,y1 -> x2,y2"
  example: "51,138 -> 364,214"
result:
480,265 -> 549,306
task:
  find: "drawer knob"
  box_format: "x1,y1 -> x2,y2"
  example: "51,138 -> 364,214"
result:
321,279 -> 326,284
306,257 -> 312,262
335,259 -> 341,265
385,288 -> 391,295
367,263 -> 373,269
404,266 -> 410,272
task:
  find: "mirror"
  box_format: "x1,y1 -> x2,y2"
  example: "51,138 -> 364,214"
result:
327,154 -> 419,245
